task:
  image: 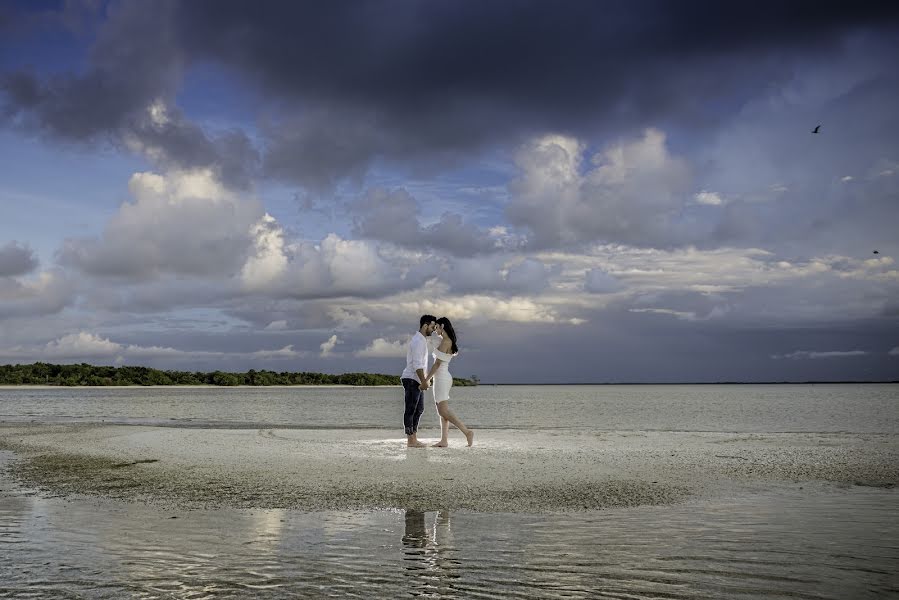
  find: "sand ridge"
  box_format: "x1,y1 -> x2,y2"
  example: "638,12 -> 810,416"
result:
0,424 -> 896,511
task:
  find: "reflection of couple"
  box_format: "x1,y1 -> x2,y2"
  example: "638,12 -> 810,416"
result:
402,509 -> 455,591
401,315 -> 473,448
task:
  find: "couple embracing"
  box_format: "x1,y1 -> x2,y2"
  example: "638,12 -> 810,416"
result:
401,315 -> 474,448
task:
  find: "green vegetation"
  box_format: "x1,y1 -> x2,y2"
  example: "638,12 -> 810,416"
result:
0,363 -> 477,387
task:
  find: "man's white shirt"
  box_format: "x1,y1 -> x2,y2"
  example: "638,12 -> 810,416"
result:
401,332 -> 442,383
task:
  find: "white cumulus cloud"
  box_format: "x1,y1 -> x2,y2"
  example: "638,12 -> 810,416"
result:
356,337 -> 407,358
320,335 -> 341,356
693,191 -> 724,205
44,332 -> 123,358
241,213 -> 289,291
57,169 -> 264,279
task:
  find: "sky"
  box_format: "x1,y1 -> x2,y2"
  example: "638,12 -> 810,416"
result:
1,0 -> 898,383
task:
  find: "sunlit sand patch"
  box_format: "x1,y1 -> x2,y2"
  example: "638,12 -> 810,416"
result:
0,425 -> 895,512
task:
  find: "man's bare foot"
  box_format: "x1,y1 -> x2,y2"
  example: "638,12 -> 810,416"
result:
407,441 -> 428,448
465,429 -> 474,447
432,440 -> 448,447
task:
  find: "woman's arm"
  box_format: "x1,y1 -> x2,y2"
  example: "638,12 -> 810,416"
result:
427,331 -> 442,352
425,357 -> 444,382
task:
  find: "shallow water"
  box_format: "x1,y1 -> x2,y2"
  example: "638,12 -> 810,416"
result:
1,473 -> 896,599
1,383 -> 897,432
1,385 -> 897,598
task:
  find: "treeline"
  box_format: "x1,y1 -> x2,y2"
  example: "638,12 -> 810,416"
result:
0,363 -> 477,387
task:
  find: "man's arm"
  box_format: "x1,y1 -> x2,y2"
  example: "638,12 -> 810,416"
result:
412,336 -> 429,389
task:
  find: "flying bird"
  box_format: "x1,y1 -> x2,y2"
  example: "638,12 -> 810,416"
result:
812,125 -> 821,134
873,250 -> 880,254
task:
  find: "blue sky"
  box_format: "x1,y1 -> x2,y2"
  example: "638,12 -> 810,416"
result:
1,1 -> 898,382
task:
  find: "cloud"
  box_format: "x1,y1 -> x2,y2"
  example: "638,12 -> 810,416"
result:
49,169 -> 438,307
628,306 -> 730,322
693,191 -> 724,206
363,290 -> 579,325
0,241 -> 38,276
274,233 -> 422,300
320,334 -> 340,357
0,3 -> 259,188
328,307 -> 371,330
241,213 -> 289,291
697,60 -> 899,254
0,331 -> 308,364
264,320 -> 288,331
44,332 -> 122,358
250,345 -> 303,360
507,130 -> 696,248
1,4 -> 179,139
356,337 -> 406,358
122,101 -> 260,189
889,346 -> 899,356
0,269 -> 74,320
443,255 -> 555,295
57,169 -> 263,279
79,277 -> 239,314
504,259 -> 554,293
192,1 -> 899,187
584,268 -> 622,294
771,350 -> 868,360
5,2 -> 897,187
2,2 -> 899,384
350,188 -> 501,257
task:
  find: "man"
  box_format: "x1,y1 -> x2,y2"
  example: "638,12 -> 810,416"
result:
401,314 -> 437,447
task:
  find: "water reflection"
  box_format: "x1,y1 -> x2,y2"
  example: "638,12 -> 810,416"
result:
402,509 -> 427,549
2,480 -> 896,599
402,510 -> 460,597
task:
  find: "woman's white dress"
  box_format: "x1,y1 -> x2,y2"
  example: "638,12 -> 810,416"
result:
431,349 -> 454,403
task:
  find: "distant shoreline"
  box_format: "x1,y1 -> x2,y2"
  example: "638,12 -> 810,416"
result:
0,381 -> 897,389
0,384 -> 386,389
485,381 -> 899,385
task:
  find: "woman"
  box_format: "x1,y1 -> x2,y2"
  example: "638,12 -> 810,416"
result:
425,317 -> 474,447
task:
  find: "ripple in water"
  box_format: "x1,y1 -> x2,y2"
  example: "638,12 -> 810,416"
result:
1,473 -> 897,599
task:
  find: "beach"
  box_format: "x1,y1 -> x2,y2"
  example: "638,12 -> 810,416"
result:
1,424 -> 895,511
2,385 -> 897,598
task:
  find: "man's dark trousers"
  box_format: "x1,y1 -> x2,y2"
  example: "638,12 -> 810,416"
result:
402,378 -> 424,435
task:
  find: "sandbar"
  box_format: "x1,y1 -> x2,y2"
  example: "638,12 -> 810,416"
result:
1,424 -> 896,512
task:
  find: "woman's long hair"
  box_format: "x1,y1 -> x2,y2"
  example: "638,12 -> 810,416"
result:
436,317 -> 459,355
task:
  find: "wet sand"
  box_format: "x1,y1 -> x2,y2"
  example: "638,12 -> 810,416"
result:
0,424 -> 896,511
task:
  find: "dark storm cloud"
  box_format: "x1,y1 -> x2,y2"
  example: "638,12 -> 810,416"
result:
0,241 -> 38,277
3,1 -> 898,188
0,1 -> 258,187
176,0 -> 898,116
175,0 -> 899,185
127,108 -> 261,189
1,1 -> 180,137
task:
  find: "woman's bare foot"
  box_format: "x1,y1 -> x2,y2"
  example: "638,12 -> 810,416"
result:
407,440 -> 428,448
465,429 -> 474,447
432,440 -> 448,447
